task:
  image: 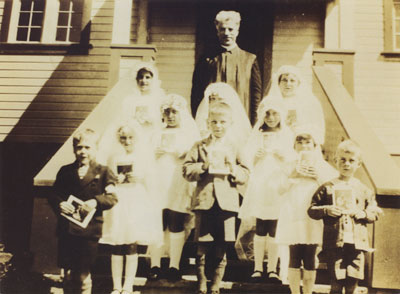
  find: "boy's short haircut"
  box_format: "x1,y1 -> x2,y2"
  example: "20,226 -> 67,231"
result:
214,10 -> 241,28
336,139 -> 362,160
73,128 -> 99,147
208,101 -> 233,119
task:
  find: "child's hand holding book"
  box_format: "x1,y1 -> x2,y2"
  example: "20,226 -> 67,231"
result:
60,201 -> 75,215
296,151 -> 317,178
82,199 -> 97,212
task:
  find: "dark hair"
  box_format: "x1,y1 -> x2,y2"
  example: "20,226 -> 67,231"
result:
136,67 -> 154,80
278,72 -> 299,84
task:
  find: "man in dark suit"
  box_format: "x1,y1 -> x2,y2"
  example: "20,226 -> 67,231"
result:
191,10 -> 262,125
48,128 -> 117,294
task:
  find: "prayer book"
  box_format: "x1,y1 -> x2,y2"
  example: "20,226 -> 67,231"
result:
61,195 -> 96,229
333,189 -> 356,212
208,147 -> 230,175
116,162 -> 134,184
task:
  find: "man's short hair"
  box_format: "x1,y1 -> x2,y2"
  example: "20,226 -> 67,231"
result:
335,139 -> 362,160
73,128 -> 99,147
214,10 -> 241,28
208,101 -> 233,119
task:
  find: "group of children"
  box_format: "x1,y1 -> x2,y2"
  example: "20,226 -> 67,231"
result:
49,63 -> 380,294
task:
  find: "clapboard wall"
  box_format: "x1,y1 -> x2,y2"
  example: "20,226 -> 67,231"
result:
353,0 -> 400,155
271,2 -> 324,85
0,0 -> 115,143
148,1 -> 196,101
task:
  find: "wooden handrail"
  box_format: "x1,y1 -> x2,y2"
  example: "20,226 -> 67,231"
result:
313,65 -> 400,196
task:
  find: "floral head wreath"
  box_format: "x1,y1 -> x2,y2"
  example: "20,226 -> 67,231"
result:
160,94 -> 188,113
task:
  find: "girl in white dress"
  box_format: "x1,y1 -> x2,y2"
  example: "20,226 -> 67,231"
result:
148,94 -> 200,281
239,99 -> 294,282
275,125 -> 337,294
101,123 -> 163,294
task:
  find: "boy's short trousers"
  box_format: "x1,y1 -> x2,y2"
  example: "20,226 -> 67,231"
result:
327,243 -> 365,280
289,244 -> 318,270
194,202 -> 236,243
58,234 -> 98,270
255,219 -> 277,237
112,244 -> 138,255
163,209 -> 188,233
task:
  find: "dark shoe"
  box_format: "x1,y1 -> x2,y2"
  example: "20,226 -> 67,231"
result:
148,266 -> 161,281
210,291 -> 220,294
250,270 -> 264,283
167,267 -> 181,282
267,271 -> 282,284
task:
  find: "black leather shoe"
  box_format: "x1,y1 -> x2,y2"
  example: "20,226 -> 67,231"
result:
167,267 -> 181,282
148,266 -> 161,281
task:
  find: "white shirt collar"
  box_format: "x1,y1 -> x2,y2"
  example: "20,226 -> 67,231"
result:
221,43 -> 237,52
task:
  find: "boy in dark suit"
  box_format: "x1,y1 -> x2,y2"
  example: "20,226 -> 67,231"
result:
308,140 -> 381,294
48,128 -> 117,294
183,102 -> 249,294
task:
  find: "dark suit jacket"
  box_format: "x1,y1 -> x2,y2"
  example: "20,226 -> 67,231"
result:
48,160 -> 117,239
191,45 -> 262,124
182,136 -> 249,212
308,178 -> 379,251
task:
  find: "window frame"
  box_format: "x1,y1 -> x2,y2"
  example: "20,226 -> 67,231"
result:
384,0 -> 400,55
0,0 -> 92,54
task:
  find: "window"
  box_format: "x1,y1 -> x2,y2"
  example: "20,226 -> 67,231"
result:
3,0 -> 89,44
384,0 -> 400,52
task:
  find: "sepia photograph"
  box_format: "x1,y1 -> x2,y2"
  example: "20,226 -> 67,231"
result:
0,0 -> 399,294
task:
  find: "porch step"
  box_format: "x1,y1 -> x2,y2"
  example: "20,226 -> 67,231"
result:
94,244 -> 331,283
43,275 -> 368,294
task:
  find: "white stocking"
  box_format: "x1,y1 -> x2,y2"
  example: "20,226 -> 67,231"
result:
253,235 -> 267,272
288,268 -> 301,294
302,269 -> 316,294
169,231 -> 185,269
279,245 -> 289,284
266,236 -> 279,274
122,254 -> 138,292
111,255 -> 123,291
149,244 -> 162,268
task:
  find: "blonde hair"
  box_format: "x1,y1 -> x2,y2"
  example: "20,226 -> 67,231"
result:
335,140 -> 362,160
73,128 -> 99,148
208,101 -> 233,119
214,10 -> 241,28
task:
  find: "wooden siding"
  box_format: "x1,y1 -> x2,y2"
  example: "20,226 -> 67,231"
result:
148,2 -> 196,101
271,2 -> 324,84
0,0 -> 115,143
353,0 -> 400,155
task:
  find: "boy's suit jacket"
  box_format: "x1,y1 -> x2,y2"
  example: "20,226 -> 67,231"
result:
48,160 -> 117,239
183,135 -> 249,212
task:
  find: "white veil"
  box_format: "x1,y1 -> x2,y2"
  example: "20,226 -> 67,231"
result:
195,82 -> 251,143
97,61 -> 165,164
159,93 -> 200,150
258,65 -> 325,145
